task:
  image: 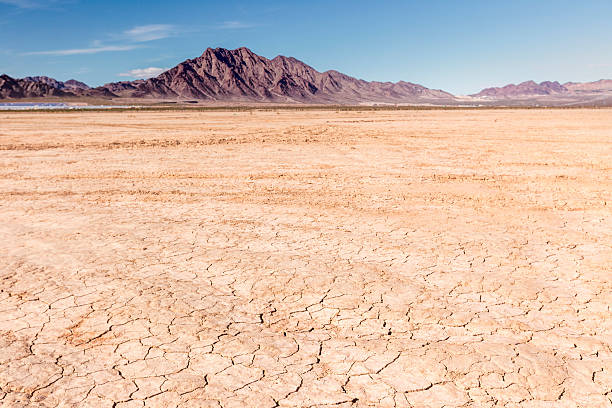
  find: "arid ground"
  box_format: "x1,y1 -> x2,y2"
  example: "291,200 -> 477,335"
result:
0,108 -> 611,408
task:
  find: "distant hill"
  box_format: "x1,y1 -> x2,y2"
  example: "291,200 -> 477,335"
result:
564,79 -> 612,92
0,74 -> 74,99
470,79 -> 612,105
0,74 -> 113,99
472,81 -> 567,98
23,76 -> 90,91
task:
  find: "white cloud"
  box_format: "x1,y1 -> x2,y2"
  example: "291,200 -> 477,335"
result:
118,67 -> 166,79
22,45 -> 139,56
123,24 -> 176,42
217,21 -> 254,29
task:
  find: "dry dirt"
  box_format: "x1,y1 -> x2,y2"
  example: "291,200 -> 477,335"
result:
0,109 -> 611,408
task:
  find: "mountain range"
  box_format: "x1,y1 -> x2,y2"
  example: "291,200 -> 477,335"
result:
472,81 -> 568,98
471,79 -> 612,99
2,47 -> 612,105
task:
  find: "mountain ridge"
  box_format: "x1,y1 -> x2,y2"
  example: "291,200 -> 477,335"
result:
23,76 -> 90,91
0,74 -> 73,99
2,47 -> 612,105
95,47 -> 454,103
471,80 -> 568,98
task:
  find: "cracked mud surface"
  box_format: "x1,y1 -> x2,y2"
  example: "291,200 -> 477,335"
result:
0,108 -> 611,407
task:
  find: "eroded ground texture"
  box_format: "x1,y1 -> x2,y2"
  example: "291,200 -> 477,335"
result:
0,109 -> 611,407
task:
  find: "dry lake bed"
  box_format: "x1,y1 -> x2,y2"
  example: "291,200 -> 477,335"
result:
0,108 -> 611,407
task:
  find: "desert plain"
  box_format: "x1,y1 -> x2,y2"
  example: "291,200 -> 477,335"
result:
0,108 -> 611,407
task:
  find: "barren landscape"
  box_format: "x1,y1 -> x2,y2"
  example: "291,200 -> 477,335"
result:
0,108 -> 611,407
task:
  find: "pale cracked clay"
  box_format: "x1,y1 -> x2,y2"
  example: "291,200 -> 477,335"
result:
0,108 -> 611,407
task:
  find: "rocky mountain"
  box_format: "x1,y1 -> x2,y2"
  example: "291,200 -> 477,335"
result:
472,81 -> 568,98
99,79 -> 145,95
96,47 -> 455,103
469,78 -> 612,105
3,47 -> 612,105
564,79 -> 612,92
64,79 -> 90,90
1,74 -> 115,99
23,76 -> 90,91
0,74 -> 74,98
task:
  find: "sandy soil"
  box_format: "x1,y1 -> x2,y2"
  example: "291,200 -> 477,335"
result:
0,109 -> 611,407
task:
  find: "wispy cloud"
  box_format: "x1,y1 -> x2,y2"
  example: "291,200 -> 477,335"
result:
122,24 -> 177,42
0,0 -> 68,9
21,23 -> 180,58
216,21 -> 254,29
22,45 -> 139,56
119,67 -> 166,79
0,0 -> 41,8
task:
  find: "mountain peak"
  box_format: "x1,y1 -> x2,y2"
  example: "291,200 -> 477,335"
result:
201,46 -> 256,57
95,47 -> 452,103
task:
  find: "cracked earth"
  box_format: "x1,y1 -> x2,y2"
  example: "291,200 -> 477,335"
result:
0,108 -> 611,407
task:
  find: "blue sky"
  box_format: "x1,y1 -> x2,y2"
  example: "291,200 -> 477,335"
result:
1,0 -> 611,94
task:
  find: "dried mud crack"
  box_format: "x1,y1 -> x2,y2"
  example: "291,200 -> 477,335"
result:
0,109 -> 611,407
